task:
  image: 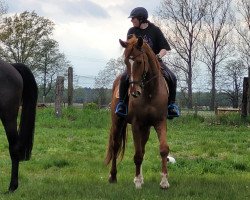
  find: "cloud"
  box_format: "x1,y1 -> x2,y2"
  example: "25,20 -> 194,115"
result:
6,0 -> 161,81
42,0 -> 110,22
8,0 -> 110,21
81,0 -> 109,18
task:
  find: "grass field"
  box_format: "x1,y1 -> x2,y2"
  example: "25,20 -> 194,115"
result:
0,107 -> 249,199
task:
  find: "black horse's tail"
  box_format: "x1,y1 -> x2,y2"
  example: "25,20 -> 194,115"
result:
12,63 -> 38,161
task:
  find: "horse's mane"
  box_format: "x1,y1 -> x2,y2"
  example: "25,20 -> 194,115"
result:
142,42 -> 161,71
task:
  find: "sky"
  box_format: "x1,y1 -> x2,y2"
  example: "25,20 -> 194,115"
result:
7,0 -> 161,87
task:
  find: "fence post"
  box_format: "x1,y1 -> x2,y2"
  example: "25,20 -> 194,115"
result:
248,67 -> 250,115
194,102 -> 198,117
241,77 -> 248,117
214,102 -> 218,115
42,95 -> 45,104
55,76 -> 64,118
68,67 -> 73,107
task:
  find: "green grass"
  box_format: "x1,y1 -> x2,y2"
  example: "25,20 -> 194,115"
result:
0,108 -> 249,199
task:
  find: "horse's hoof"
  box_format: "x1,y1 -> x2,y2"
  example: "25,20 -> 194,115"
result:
109,179 -> 117,183
7,185 -> 18,193
134,175 -> 143,189
160,183 -> 170,189
160,173 -> 170,189
108,175 -> 117,183
135,184 -> 142,189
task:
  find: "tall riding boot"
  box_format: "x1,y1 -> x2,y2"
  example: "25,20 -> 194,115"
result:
115,73 -> 129,117
159,61 -> 180,119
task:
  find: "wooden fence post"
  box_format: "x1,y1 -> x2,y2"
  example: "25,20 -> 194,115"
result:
68,67 -> 73,107
248,67 -> 250,115
214,102 -> 218,115
55,76 -> 64,118
194,102 -> 198,117
241,77 -> 248,117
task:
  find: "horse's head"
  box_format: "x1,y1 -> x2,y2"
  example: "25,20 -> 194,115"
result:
119,35 -> 150,98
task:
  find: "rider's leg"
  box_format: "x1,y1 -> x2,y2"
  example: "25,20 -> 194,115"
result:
115,72 -> 129,117
159,62 -> 180,119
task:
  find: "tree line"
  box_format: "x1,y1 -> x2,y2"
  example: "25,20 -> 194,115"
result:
39,86 -> 235,109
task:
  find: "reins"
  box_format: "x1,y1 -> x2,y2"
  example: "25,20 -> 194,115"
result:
126,45 -> 158,88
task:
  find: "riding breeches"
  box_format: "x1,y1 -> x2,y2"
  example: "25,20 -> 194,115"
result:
119,72 -> 129,102
159,61 -> 177,103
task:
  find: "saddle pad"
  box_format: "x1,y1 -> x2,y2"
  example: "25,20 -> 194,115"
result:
164,79 -> 169,94
114,86 -> 119,99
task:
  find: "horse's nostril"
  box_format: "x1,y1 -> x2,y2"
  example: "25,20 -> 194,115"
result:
132,93 -> 137,97
131,91 -> 141,98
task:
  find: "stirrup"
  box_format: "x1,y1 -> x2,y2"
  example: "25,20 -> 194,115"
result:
115,101 -> 128,117
167,103 -> 180,119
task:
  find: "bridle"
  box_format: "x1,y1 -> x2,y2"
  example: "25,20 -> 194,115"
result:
125,45 -> 159,89
125,47 -> 148,88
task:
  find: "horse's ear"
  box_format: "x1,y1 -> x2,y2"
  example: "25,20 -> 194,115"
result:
119,39 -> 127,48
136,37 -> 143,49
127,34 -> 133,40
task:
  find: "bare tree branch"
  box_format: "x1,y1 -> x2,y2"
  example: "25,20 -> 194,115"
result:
156,0 -> 208,108
199,0 -> 235,110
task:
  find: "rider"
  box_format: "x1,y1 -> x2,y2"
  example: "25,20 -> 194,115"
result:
115,7 -> 180,119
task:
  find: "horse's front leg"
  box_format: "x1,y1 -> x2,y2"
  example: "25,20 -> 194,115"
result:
132,124 -> 149,189
154,120 -> 170,189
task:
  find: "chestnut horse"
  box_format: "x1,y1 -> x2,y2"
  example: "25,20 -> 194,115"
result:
105,35 -> 173,189
0,59 -> 37,192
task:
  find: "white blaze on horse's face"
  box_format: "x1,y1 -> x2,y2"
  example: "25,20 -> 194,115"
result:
128,57 -> 142,98
129,58 -> 134,85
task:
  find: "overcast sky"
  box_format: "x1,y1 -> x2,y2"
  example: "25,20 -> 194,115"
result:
7,0 -> 161,86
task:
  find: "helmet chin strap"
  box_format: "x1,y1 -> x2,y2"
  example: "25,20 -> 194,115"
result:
138,18 -> 148,29
139,19 -> 143,27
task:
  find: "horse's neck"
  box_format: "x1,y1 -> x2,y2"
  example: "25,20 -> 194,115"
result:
146,50 -> 160,77
144,58 -> 161,94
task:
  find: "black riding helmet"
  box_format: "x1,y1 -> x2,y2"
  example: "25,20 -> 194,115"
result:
128,7 -> 148,23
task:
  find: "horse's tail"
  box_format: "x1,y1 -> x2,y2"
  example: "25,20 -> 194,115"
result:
105,118 -> 127,165
12,63 -> 38,161
105,76 -> 127,165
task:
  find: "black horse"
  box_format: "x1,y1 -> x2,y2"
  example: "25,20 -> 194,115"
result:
0,59 -> 38,192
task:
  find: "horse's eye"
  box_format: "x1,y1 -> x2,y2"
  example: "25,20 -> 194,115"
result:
137,60 -> 142,65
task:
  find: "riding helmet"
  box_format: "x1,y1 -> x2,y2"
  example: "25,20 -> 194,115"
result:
128,7 -> 148,20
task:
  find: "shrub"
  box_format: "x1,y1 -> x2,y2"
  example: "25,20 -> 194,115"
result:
84,102 -> 98,110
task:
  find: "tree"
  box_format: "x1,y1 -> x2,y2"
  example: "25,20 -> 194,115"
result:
156,0 -> 208,108
236,0 -> 250,68
200,0 -> 235,110
219,59 -> 247,107
94,57 -> 124,106
95,57 -> 125,89
0,0 -> 7,18
35,38 -> 70,101
0,11 -> 54,69
0,11 -> 71,103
